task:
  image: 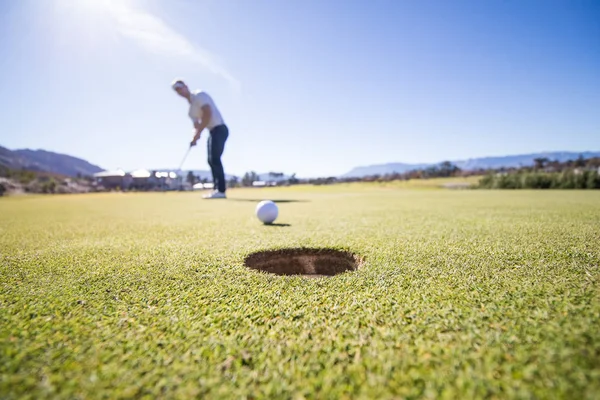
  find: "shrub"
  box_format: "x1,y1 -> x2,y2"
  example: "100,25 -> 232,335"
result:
40,178 -> 57,194
587,171 -> 600,189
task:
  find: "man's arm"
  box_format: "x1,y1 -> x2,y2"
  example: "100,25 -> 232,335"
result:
190,105 -> 212,146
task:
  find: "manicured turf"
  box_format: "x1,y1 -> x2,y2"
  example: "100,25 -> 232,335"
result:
1,186 -> 599,399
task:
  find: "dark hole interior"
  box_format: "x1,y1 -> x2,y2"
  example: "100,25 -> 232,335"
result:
244,248 -> 361,277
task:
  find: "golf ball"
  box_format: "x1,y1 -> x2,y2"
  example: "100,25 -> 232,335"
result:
256,200 -> 278,224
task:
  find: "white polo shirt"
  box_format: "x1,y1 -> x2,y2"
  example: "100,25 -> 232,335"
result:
188,90 -> 225,130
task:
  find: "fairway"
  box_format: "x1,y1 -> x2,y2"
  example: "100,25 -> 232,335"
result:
1,186 -> 600,399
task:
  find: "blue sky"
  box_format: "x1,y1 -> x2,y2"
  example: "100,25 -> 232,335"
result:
1,0 -> 598,177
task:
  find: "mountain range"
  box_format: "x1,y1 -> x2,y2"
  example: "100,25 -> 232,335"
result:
0,146 -> 104,177
342,151 -> 600,178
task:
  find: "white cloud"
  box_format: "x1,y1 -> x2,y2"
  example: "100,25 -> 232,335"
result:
103,1 -> 240,90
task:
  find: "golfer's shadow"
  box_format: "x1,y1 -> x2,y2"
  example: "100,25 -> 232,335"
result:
230,199 -> 308,204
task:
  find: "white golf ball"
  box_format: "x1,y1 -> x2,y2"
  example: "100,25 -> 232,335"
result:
256,200 -> 278,224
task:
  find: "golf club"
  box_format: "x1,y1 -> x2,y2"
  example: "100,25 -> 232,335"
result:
178,145 -> 191,172
177,145 -> 192,189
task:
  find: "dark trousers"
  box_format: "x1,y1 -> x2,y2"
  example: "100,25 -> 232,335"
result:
207,124 -> 229,193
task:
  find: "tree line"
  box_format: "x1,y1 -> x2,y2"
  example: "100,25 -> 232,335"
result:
198,155 -> 600,189
185,171 -> 298,188
477,156 -> 600,189
3,154 -> 600,195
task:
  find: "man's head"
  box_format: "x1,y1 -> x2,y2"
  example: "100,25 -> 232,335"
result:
171,79 -> 190,99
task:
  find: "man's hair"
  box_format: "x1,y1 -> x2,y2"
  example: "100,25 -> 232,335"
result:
171,79 -> 187,90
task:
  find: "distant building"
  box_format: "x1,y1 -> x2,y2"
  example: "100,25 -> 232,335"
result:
252,180 -> 278,187
258,173 -> 289,186
130,169 -> 153,190
153,171 -> 179,190
192,182 -> 214,190
93,169 -> 183,191
93,169 -> 132,190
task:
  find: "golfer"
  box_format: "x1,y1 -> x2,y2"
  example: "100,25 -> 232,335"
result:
172,79 -> 229,199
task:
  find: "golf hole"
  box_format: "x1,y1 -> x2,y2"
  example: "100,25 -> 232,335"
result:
244,248 -> 362,277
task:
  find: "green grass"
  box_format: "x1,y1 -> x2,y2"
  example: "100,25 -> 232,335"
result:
1,186 -> 600,399
364,175 -> 482,189
316,176 -> 482,190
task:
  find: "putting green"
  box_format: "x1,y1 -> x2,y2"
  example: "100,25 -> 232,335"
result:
1,186 -> 599,399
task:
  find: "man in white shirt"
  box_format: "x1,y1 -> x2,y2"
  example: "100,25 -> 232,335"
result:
172,79 -> 229,199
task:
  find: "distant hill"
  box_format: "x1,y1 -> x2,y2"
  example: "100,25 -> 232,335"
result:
451,152 -> 600,170
342,151 -> 600,178
0,146 -> 104,177
342,163 -> 430,178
